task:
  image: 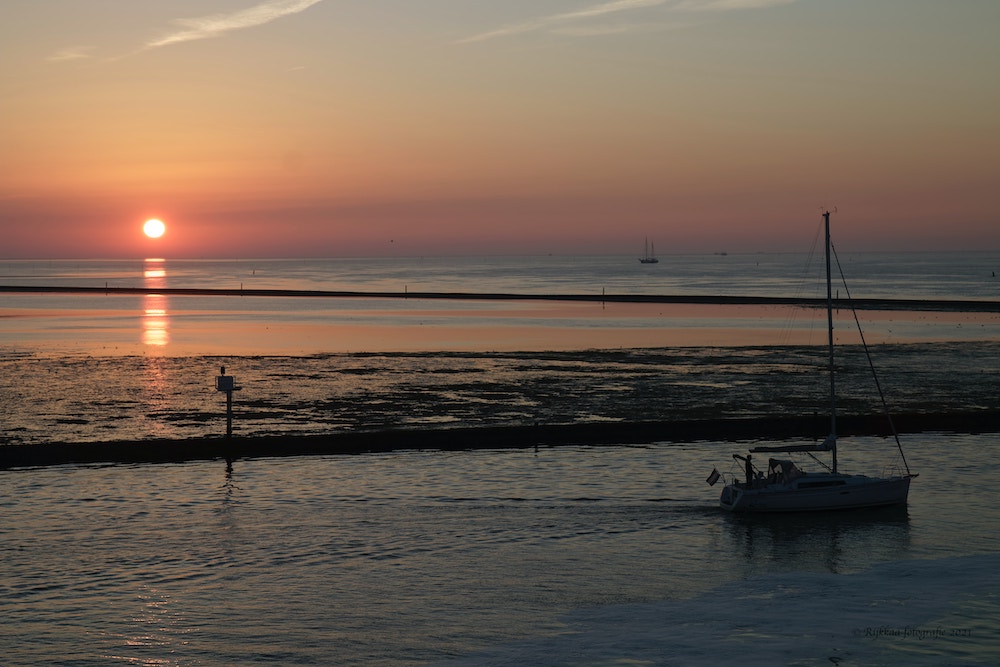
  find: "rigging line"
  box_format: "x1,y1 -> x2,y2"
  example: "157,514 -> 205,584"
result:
831,243 -> 913,476
806,450 -> 833,472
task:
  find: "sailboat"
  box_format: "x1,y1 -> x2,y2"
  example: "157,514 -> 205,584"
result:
708,210 -> 916,512
639,238 -> 659,264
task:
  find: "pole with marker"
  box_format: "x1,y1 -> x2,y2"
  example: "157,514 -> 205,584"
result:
215,366 -> 241,438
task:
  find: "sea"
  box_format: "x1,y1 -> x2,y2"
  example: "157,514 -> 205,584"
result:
2,252 -> 1000,665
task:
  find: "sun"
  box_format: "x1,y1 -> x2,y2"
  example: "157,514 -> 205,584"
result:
143,219 -> 166,239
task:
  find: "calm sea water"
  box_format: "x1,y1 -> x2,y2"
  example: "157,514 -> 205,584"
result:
2,253 -> 999,664
4,252 -> 998,298
1,253 -> 998,356
2,437 -> 999,666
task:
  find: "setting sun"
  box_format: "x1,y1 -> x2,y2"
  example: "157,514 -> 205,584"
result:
143,219 -> 166,239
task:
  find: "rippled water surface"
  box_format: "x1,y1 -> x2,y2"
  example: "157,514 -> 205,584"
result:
2,435 -> 999,666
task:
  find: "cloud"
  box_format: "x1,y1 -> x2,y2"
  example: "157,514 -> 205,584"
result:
46,47 -> 94,62
458,0 -> 670,44
672,0 -> 798,10
146,0 -> 325,49
459,0 -> 798,44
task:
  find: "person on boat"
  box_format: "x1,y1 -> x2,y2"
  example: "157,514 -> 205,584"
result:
745,454 -> 754,488
768,458 -> 785,484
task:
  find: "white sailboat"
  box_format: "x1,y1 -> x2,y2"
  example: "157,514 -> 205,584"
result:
639,238 -> 659,264
708,210 -> 916,512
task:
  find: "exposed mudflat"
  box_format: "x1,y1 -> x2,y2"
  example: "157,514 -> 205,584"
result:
1,342 -> 997,466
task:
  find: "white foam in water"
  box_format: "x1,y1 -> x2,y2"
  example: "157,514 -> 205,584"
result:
440,553 -> 1000,666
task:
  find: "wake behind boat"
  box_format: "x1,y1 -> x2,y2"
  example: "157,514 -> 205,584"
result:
707,210 -> 916,513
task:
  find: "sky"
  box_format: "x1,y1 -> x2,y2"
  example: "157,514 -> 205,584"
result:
1,0 -> 998,258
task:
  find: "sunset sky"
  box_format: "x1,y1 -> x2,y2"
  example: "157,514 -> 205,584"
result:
2,0 -> 998,258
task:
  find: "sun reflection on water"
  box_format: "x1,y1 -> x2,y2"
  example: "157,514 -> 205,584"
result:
142,259 -> 169,346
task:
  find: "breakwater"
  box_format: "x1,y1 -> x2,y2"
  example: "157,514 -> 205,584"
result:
2,410 -> 997,469
2,284 -> 999,312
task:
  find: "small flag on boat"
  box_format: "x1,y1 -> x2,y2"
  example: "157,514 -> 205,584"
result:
706,468 -> 721,486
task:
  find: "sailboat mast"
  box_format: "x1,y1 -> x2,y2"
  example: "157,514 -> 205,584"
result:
824,210 -> 838,473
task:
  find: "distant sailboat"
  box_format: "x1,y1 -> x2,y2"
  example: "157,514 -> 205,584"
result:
639,238 -> 659,264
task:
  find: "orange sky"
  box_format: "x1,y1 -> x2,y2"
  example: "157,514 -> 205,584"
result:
1,0 -> 998,258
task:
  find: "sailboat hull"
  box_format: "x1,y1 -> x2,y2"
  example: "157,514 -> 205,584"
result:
719,474 -> 911,513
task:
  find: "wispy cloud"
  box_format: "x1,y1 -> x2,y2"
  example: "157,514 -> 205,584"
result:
46,47 -> 95,62
672,0 -> 797,11
146,0 -> 325,49
458,0 -> 670,44
554,0 -> 674,21
459,0 -> 797,44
